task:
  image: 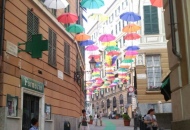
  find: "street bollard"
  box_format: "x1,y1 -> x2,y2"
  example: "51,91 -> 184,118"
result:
64,121 -> 71,130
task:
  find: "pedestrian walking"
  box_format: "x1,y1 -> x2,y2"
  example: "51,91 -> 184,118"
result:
99,111 -> 103,126
79,109 -> 90,130
29,118 -> 38,130
144,109 -> 158,130
94,112 -> 98,126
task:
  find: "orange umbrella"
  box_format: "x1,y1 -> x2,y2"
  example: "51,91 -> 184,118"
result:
75,33 -> 90,41
120,65 -> 130,69
122,24 -> 141,33
125,55 -> 136,59
150,0 -> 163,7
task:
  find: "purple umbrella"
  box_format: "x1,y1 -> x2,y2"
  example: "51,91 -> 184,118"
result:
112,56 -> 118,65
125,46 -> 140,51
99,34 -> 116,42
79,40 -> 95,46
85,45 -> 99,51
109,82 -> 118,87
120,12 -> 141,22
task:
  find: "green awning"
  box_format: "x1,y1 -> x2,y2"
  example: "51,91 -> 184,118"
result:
161,76 -> 171,101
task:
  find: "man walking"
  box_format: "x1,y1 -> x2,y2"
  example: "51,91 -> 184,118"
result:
99,111 -> 103,126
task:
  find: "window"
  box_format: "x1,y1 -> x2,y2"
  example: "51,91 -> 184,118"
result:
64,42 -> 70,74
64,5 -> 70,28
144,6 -> 159,34
119,21 -> 121,31
109,14 -> 114,23
146,55 -> 162,90
27,10 -> 39,41
122,1 -> 128,9
40,0 -> 56,16
118,6 -> 121,14
136,54 -> 145,65
48,28 -> 57,67
115,25 -> 117,34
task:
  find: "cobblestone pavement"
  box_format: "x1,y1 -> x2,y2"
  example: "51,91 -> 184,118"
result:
89,118 -> 134,130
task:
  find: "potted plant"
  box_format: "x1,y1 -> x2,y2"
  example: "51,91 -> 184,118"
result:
122,113 -> 131,126
88,115 -> 93,124
116,114 -> 120,119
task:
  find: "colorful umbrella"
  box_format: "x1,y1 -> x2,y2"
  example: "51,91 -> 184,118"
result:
150,0 -> 163,7
125,46 -> 140,51
120,12 -> 141,22
85,45 -> 99,51
105,55 -> 112,66
105,46 -> 119,51
80,0 -> 105,9
57,13 -> 78,24
112,56 -> 117,65
89,13 -> 108,22
125,55 -> 136,59
79,40 -> 95,46
118,68 -> 128,72
99,34 -> 116,42
109,82 -> 118,87
44,0 -> 69,9
125,51 -> 138,55
124,33 -> 141,40
122,24 -> 141,33
102,41 -> 117,46
107,51 -> 120,56
88,54 -> 100,59
122,59 -> 134,63
66,24 -> 84,33
75,33 -> 90,41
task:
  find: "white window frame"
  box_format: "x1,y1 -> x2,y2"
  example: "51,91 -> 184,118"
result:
146,55 -> 162,90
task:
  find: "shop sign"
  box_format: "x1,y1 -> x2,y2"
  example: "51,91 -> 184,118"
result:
21,75 -> 44,93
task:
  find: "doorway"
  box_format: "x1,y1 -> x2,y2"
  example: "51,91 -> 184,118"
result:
22,93 -> 39,130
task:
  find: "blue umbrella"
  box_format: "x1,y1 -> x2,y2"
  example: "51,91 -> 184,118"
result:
120,12 -> 141,22
79,40 -> 95,46
112,56 -> 118,65
80,0 -> 105,9
125,46 -> 140,51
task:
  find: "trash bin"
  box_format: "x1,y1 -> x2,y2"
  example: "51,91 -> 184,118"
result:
64,121 -> 70,130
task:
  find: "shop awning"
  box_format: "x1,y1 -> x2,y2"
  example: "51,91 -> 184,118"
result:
161,75 -> 171,101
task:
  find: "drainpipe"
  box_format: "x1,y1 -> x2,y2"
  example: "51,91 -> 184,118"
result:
168,0 -> 181,60
0,0 -> 5,66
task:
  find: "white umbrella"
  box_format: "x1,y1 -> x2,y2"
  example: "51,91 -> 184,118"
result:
44,0 -> 69,9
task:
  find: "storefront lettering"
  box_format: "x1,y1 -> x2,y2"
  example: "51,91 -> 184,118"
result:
21,75 -> 44,93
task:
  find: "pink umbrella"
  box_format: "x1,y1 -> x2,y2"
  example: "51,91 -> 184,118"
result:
124,33 -> 141,40
93,68 -> 100,72
99,34 -> 116,42
109,82 -> 118,87
125,51 -> 138,55
85,45 -> 99,51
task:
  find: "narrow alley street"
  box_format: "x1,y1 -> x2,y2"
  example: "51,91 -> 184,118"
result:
89,118 -> 133,130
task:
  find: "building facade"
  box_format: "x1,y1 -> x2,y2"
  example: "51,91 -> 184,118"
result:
0,0 -> 85,130
87,0 -> 171,117
163,0 -> 190,129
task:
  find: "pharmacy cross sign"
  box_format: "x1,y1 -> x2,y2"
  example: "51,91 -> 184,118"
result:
18,34 -> 48,58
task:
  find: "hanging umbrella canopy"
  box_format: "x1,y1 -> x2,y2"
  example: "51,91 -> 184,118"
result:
66,24 -> 84,33
120,12 -> 141,22
125,51 -> 138,55
85,45 -> 99,51
105,55 -> 112,66
89,13 -> 108,22
122,59 -> 134,63
122,24 -> 141,33
102,41 -> 117,46
124,33 -> 141,40
112,56 -> 118,65
109,82 -> 118,87
80,0 -> 105,9
79,40 -> 95,46
99,34 -> 116,42
44,0 -> 69,9
120,63 -> 130,69
118,68 -> 128,72
105,46 -> 119,51
75,33 -> 90,41
125,55 -> 136,59
125,46 -> 140,51
107,51 -> 120,56
88,54 -> 100,59
57,13 -> 78,24
150,0 -> 163,7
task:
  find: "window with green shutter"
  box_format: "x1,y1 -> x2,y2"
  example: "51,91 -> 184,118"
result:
27,10 -> 39,41
143,6 -> 159,35
48,28 -> 57,67
64,42 -> 70,74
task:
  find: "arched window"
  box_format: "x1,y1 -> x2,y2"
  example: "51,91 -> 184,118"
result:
113,97 -> 117,108
101,100 -> 104,108
120,94 -> 124,104
107,99 -> 110,108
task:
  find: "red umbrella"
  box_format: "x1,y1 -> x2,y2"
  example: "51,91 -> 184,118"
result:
107,51 -> 121,56
57,13 -> 78,24
124,33 -> 141,40
88,54 -> 101,59
150,0 -> 163,7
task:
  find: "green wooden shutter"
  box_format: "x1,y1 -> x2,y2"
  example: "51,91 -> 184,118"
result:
151,6 -> 159,34
144,6 -> 151,34
48,29 -> 56,67
67,44 -> 70,73
52,32 -> 57,66
64,43 -> 67,72
48,28 -> 53,65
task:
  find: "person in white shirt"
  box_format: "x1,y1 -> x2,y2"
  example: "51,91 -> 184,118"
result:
94,112 -> 98,126
99,111 -> 103,126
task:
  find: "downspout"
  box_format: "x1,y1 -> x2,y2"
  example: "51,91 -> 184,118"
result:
168,0 -> 181,60
0,0 -> 5,66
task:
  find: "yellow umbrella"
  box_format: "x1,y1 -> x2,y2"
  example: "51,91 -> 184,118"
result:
102,41 -> 117,46
105,55 -> 112,66
89,13 -> 108,22
122,24 -> 141,33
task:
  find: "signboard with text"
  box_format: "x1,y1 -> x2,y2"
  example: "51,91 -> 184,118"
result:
21,75 -> 44,93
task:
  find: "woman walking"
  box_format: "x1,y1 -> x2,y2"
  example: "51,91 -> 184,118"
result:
79,109 -> 90,130
144,109 -> 158,130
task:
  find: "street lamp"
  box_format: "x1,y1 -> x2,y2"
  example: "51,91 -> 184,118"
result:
89,57 -> 96,71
